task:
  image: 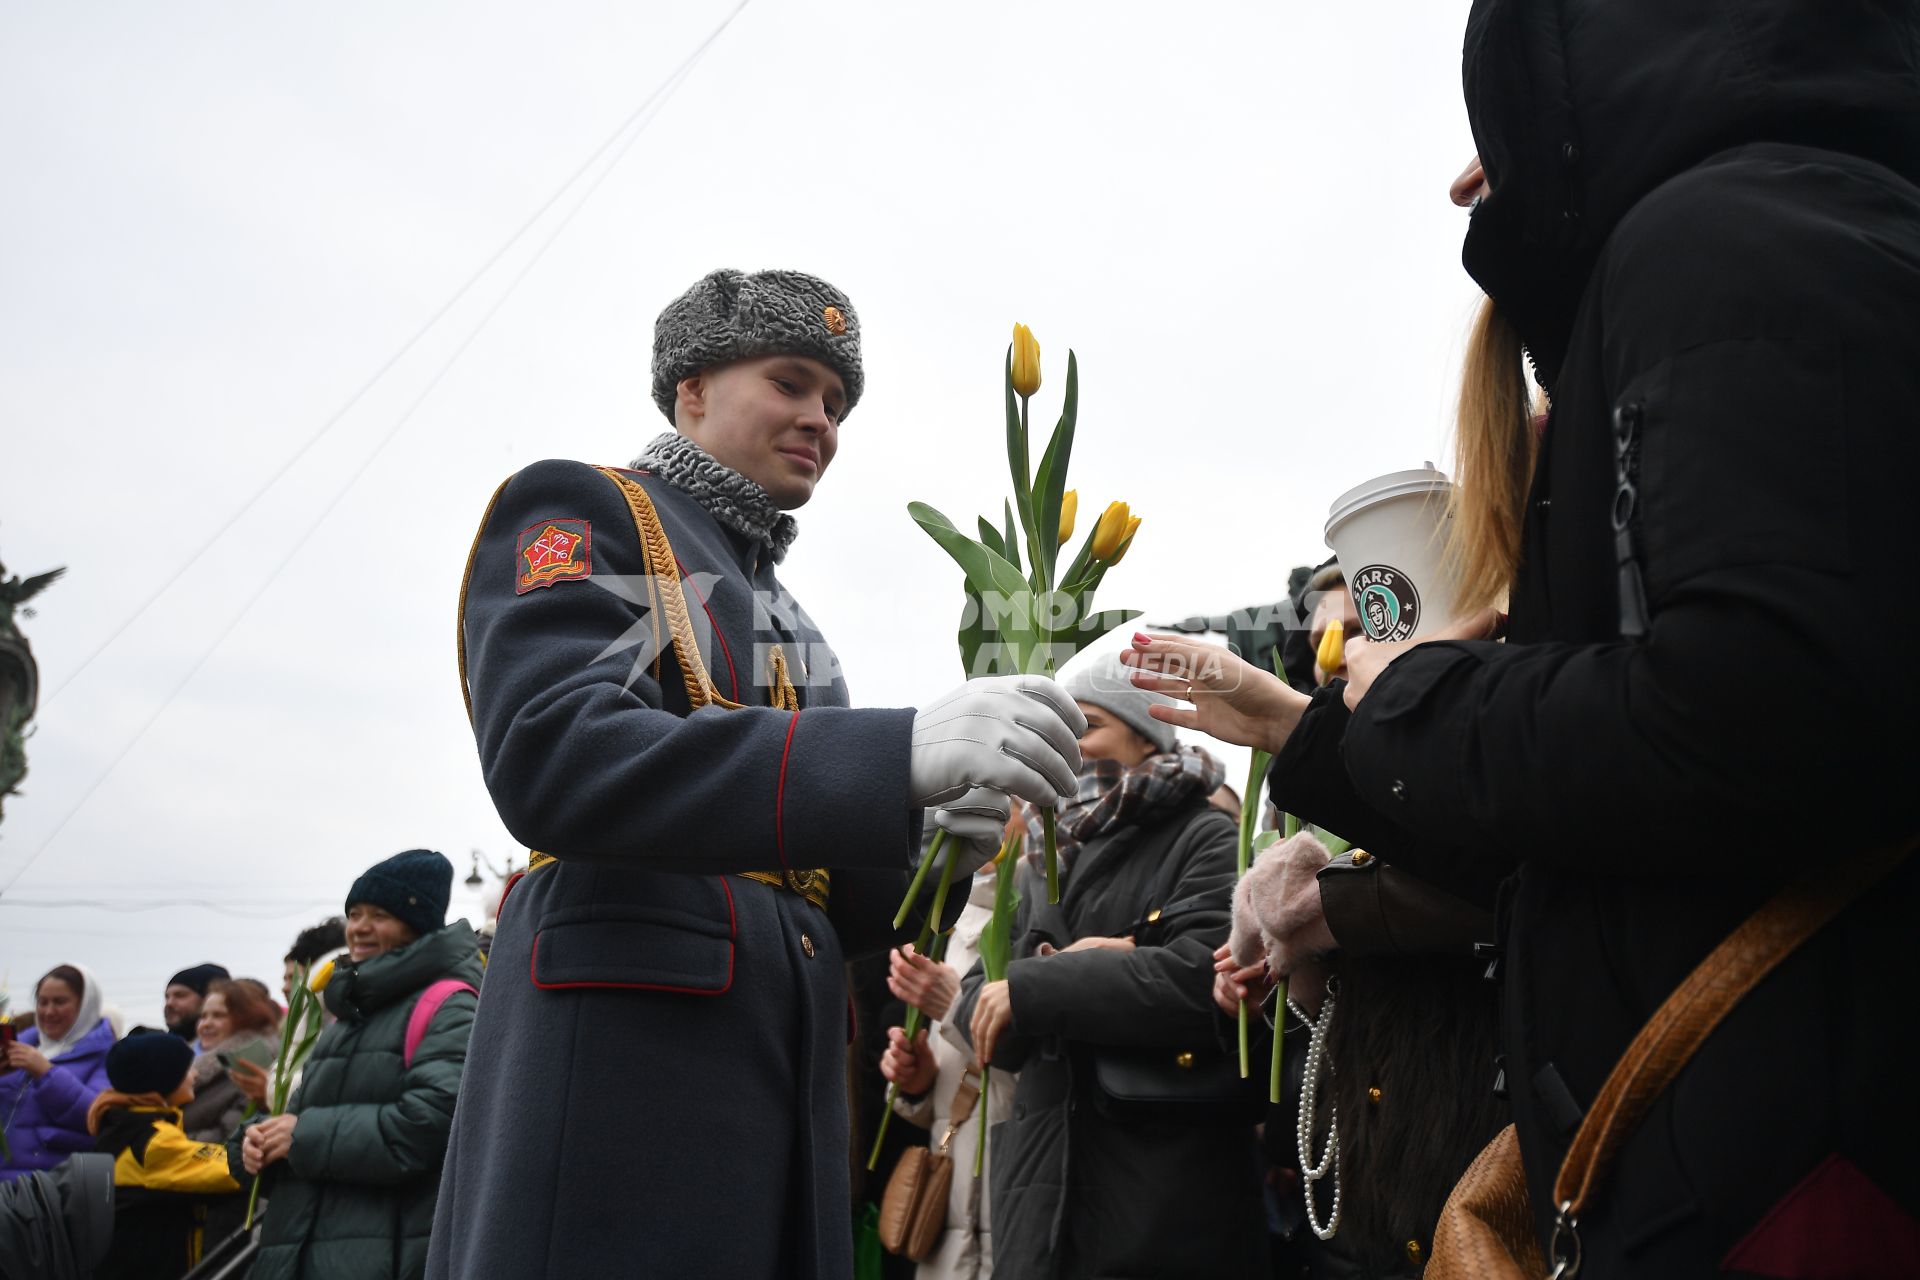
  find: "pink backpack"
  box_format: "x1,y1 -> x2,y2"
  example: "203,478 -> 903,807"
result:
403,979 -> 477,1068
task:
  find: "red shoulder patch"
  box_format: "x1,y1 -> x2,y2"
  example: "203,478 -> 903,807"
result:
516,519 -> 592,594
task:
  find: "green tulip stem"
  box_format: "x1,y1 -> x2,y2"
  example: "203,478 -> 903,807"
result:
1235,744 -> 1270,1077
1043,810 -> 1061,904
1237,997 -> 1251,1080
1017,395 -> 1046,592
927,847 -> 960,935
973,1067 -> 991,1179
893,829 -> 949,930
245,969 -> 312,1229
1269,977 -> 1290,1105
867,1090 -> 896,1170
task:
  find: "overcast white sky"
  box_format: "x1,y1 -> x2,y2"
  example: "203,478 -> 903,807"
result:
0,1 -> 1481,1029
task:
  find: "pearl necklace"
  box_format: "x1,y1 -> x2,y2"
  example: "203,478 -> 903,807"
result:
1290,988 -> 1342,1240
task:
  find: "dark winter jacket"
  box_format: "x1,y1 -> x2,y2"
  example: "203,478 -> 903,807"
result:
93,1102 -> 244,1280
1275,2 -> 1920,1274
249,921 -> 481,1280
951,798 -> 1267,1280
429,461 -> 941,1280
0,1020 -> 113,1180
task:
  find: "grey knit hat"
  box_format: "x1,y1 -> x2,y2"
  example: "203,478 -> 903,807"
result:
651,268 -> 864,423
1062,653 -> 1178,754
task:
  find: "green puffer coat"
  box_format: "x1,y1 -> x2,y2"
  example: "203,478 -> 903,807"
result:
252,921 -> 482,1280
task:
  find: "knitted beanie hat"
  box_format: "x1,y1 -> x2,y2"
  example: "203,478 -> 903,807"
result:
651,268 -> 863,423
107,1031 -> 196,1096
345,849 -> 453,940
1062,653 -> 1179,754
167,963 -> 230,996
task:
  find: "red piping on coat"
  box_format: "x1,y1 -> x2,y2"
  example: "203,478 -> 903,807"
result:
775,711 -> 800,872
676,555 -> 739,702
529,877 -> 736,996
496,870 -> 527,919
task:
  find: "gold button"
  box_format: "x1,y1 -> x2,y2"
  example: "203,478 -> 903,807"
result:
1405,1240 -> 1423,1263
1350,850 -> 1374,866
800,933 -> 815,959
1368,1086 -> 1383,1106
1175,1051 -> 1195,1070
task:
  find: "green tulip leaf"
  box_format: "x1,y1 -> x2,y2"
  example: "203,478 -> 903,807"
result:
1054,606 -> 1142,664
909,502 -> 1031,602
1057,523 -> 1100,596
1003,500 -> 1021,575
1033,350 -> 1079,585
977,516 -> 1008,561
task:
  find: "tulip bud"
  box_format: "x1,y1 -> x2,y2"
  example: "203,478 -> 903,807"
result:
1011,324 -> 1042,398
1316,619 -> 1345,676
1107,515 -> 1142,565
308,959 -> 336,994
1092,501 -> 1133,561
1058,490 -> 1078,547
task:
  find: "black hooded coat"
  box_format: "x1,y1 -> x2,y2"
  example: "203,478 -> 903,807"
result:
1271,3 -> 1920,1275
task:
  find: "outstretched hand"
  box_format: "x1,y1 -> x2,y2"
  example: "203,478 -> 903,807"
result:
1120,633 -> 1309,756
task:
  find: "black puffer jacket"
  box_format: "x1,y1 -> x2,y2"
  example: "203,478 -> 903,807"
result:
1274,3 -> 1920,1275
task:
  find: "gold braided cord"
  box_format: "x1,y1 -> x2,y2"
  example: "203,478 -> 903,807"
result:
598,468 -> 746,712
766,644 -> 800,712
469,470 -> 825,905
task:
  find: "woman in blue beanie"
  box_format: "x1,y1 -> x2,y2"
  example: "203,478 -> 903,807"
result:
242,849 -> 482,1280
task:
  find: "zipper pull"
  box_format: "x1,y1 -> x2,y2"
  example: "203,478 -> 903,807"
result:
1611,403 -> 1650,639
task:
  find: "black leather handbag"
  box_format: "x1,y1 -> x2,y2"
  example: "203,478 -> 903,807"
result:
1088,1038 -> 1265,1125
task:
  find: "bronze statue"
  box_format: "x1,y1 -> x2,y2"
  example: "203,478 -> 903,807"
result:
0,556 -> 64,825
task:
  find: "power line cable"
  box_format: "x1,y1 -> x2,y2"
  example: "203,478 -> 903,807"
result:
0,0 -> 751,896
0,898 -> 331,919
43,0 -> 753,707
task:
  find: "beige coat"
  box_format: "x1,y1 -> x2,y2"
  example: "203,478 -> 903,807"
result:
892,878 -> 1015,1279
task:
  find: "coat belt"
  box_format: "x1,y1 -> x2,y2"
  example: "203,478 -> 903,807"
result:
526,852 -> 828,910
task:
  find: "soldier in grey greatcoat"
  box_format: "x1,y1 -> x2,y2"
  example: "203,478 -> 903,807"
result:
427,269 -> 1086,1279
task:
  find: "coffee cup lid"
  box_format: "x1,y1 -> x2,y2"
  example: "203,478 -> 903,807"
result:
1324,463 -> 1452,546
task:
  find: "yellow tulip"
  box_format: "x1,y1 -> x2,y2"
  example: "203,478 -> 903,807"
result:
308,959 -> 336,994
1107,515 -> 1142,565
1316,618 -> 1345,675
1011,323 -> 1042,398
1057,490 -> 1078,547
1091,501 -> 1133,561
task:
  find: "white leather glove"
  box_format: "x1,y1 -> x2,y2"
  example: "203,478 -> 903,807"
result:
928,787 -> 1012,881
909,675 -> 1087,811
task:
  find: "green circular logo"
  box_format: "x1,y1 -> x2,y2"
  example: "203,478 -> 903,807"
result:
1350,564 -> 1420,642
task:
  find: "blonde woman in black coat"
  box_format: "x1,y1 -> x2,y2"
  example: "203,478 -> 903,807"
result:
1128,3 -> 1920,1273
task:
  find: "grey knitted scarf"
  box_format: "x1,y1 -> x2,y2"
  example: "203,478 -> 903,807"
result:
632,431 -> 799,563
1026,745 -> 1227,879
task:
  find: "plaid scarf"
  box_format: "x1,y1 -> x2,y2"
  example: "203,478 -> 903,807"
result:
1026,745 -> 1225,880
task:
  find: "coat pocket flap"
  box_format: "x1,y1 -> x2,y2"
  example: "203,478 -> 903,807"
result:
531,880 -> 736,994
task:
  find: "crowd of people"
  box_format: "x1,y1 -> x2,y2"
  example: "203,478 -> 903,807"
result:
2,849 -> 481,1280
7,2 -> 1920,1277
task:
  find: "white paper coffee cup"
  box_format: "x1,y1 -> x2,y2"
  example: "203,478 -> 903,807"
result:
1323,464 -> 1459,643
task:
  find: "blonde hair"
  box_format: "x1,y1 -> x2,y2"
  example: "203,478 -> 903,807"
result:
1445,297 -> 1539,612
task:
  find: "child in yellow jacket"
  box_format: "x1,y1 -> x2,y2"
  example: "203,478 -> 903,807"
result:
88,1031 -> 247,1280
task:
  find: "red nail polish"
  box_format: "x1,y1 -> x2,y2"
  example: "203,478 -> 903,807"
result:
1133,632 -> 1152,645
